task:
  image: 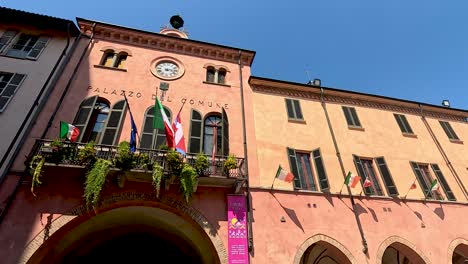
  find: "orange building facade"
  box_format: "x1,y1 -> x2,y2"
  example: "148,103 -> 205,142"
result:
0,9 -> 467,264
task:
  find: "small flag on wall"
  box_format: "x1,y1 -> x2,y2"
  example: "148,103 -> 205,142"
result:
410,180 -> 417,190
59,121 -> 80,142
430,179 -> 439,192
363,177 -> 372,188
275,165 -> 294,183
344,171 -> 361,188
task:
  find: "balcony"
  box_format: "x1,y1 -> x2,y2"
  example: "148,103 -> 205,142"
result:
29,139 -> 246,189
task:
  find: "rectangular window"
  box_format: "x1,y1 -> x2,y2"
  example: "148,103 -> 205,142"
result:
410,162 -> 443,200
5,33 -> 48,59
353,156 -> 384,196
285,98 -> 304,120
0,30 -> 18,52
439,121 -> 460,141
0,72 -> 26,112
394,114 -> 414,134
342,106 -> 361,127
287,148 -> 329,191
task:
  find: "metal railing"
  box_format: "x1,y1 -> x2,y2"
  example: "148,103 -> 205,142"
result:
30,139 -> 245,179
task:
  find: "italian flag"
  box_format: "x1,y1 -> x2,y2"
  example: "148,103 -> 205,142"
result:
344,171 -> 361,188
430,179 -> 440,192
153,98 -> 174,148
276,165 -> 294,183
60,121 -> 80,142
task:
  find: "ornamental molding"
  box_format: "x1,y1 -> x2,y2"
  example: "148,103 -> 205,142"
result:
79,22 -> 253,66
252,85 -> 466,122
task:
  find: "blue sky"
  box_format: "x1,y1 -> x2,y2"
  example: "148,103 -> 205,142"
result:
3,0 -> 468,109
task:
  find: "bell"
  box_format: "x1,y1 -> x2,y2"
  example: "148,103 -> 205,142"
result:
170,15 -> 184,29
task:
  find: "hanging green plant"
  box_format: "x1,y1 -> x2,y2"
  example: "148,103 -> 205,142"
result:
114,141 -> 136,171
179,164 -> 197,203
77,141 -> 96,168
29,155 -> 45,194
151,164 -> 164,198
166,149 -> 183,176
223,154 -> 238,174
49,138 -> 64,164
84,158 -> 111,208
194,153 -> 209,176
135,153 -> 150,170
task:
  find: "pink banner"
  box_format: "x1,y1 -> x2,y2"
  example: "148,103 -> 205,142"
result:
227,195 -> 249,264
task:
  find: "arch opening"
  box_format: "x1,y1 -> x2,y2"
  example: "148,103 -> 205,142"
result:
300,241 -> 352,264
27,206 -> 221,264
382,242 -> 426,264
452,243 -> 468,264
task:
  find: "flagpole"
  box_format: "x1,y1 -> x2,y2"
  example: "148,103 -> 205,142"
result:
123,92 -> 140,146
176,99 -> 186,117
339,183 -> 345,194
270,177 -> 277,190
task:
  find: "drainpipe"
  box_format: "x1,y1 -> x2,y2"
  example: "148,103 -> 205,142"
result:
419,104 -> 468,200
320,88 -> 368,253
40,23 -> 97,139
237,50 -> 254,253
0,23 -> 80,224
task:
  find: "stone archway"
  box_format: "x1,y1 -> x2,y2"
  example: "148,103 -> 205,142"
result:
448,238 -> 468,264
293,234 -> 358,264
19,192 -> 227,264
376,236 -> 430,264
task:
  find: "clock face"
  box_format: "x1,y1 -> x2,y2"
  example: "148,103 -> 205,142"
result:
155,62 -> 179,78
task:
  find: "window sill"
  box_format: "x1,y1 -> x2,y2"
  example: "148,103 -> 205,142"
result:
94,65 -> 127,72
203,81 -> 231,87
449,139 -> 463,144
347,125 -> 365,131
1,54 -> 37,61
402,133 -> 417,138
288,118 -> 306,124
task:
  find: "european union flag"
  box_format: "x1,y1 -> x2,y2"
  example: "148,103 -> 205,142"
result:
129,112 -> 138,153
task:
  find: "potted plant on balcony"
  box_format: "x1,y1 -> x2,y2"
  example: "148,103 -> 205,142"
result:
49,138 -> 64,165
77,141 -> 96,168
114,141 -> 136,172
165,149 -> 183,189
223,154 -> 238,176
194,153 -> 209,176
179,164 -> 197,203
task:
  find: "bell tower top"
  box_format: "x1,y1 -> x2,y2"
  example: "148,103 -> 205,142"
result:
160,15 -> 188,39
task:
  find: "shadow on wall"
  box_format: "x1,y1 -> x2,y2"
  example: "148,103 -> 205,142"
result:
271,192 -> 304,233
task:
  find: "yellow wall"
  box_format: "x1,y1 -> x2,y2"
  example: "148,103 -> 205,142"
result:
252,87 -> 468,202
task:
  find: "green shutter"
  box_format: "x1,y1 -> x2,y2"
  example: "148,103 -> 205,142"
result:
285,99 -> 294,119
312,148 -> 329,191
431,164 -> 456,201
73,96 -> 98,142
188,109 -> 202,153
410,162 -> 432,199
221,108 -> 229,156
100,100 -> 127,145
375,157 -> 398,196
287,148 -> 301,189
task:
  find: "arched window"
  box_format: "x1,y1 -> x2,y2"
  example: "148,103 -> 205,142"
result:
202,108 -> 229,156
140,106 -> 172,149
115,52 -> 128,69
218,68 -> 226,84
206,67 -> 215,83
188,109 -> 203,153
72,97 -> 127,145
101,50 -> 116,67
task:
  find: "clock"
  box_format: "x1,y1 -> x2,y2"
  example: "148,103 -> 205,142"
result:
155,61 -> 179,78
151,57 -> 185,80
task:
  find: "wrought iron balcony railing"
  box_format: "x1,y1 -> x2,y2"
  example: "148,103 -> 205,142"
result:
30,139 -> 246,179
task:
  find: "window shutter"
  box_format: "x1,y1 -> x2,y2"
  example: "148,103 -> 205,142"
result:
439,121 -> 459,140
189,109 -> 202,153
154,107 -> 171,149
73,96 -> 98,142
410,162 -> 432,199
285,99 -> 294,119
375,157 -> 398,196
0,73 -> 26,112
0,30 -> 17,52
100,100 -> 127,145
292,100 -> 303,120
342,107 -> 353,126
394,114 -> 406,133
287,148 -> 302,189
349,107 -> 361,127
27,36 -> 48,59
353,155 -> 371,195
221,108 -> 230,156
431,164 -> 456,201
139,107 -> 154,149
312,149 -> 329,191
400,115 -> 413,134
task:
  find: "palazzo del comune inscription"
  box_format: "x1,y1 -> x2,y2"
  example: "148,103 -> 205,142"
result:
87,86 -> 229,109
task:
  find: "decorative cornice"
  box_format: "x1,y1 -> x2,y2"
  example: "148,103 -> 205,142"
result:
78,20 -> 254,66
252,84 -> 467,122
